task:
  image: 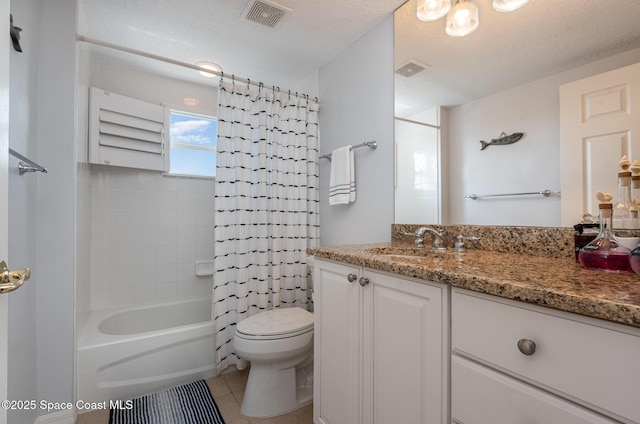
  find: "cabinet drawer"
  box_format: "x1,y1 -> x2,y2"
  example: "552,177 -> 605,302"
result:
452,289 -> 640,423
452,355 -> 616,424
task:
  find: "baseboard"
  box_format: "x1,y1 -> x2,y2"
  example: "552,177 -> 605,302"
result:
34,409 -> 76,424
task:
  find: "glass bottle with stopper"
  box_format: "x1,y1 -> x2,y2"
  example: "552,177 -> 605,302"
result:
631,159 -> 640,226
578,191 -> 632,272
613,155 -> 637,231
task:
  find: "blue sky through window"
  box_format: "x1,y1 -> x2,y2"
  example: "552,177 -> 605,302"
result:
169,111 -> 217,177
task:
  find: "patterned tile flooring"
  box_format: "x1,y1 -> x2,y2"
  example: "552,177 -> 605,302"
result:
76,368 -> 313,424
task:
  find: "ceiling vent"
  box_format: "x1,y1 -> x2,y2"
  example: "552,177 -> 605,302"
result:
241,0 -> 292,29
395,60 -> 430,78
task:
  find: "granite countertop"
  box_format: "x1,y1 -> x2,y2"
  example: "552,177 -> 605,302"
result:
307,241 -> 640,328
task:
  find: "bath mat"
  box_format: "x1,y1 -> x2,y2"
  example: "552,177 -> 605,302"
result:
109,379 -> 225,424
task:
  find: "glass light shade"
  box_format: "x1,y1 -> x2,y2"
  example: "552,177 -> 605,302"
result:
493,0 -> 529,12
195,61 -> 222,78
417,0 -> 452,21
446,0 -> 479,37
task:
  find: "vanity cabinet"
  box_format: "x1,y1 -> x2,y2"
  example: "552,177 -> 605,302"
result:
313,258 -> 448,424
451,288 -> 640,424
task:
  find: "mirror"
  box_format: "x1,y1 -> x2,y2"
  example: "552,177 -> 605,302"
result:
394,0 -> 640,227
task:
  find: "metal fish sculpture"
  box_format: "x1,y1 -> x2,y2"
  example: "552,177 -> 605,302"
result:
10,14 -> 22,53
479,132 -> 524,150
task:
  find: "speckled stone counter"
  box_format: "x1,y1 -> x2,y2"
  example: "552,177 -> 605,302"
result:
307,238 -> 640,328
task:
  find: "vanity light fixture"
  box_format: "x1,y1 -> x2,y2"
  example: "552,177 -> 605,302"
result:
446,0 -> 479,37
418,0 -> 529,37
195,61 -> 222,78
493,0 -> 529,12
416,0 -> 451,21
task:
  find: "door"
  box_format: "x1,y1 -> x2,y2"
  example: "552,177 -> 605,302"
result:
0,0 -> 10,421
362,270 -> 448,424
560,63 -> 640,226
313,260 -> 361,424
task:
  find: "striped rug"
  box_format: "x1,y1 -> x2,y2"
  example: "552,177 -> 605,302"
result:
109,380 -> 225,424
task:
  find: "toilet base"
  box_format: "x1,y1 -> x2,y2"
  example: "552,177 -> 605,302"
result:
240,363 -> 313,418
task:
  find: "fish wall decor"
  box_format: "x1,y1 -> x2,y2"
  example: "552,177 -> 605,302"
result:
10,14 -> 22,53
479,132 -> 524,150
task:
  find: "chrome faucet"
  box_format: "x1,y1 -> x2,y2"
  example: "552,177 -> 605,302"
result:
405,227 -> 446,250
453,235 -> 480,252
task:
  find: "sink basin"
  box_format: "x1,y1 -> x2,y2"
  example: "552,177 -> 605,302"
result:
365,246 -> 450,258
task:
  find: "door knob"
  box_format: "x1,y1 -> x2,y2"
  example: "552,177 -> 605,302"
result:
359,277 -> 370,287
347,273 -> 358,282
0,261 -> 30,294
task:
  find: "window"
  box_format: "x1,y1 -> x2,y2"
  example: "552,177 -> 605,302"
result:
168,110 -> 217,177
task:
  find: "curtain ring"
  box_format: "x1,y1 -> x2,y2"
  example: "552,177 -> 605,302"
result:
288,89 -> 291,100
247,78 -> 250,90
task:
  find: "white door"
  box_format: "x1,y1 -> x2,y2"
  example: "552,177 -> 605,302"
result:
0,0 -> 11,422
362,271 -> 447,424
313,260 -> 361,424
560,62 -> 640,226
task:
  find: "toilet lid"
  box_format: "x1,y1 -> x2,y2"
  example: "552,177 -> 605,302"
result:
236,307 -> 313,337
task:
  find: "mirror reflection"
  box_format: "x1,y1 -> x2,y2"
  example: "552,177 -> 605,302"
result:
394,0 -> 640,227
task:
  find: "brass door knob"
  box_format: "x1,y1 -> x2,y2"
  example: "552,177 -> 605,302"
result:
0,261 -> 30,294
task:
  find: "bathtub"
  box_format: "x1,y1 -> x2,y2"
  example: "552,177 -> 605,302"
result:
77,298 -> 216,408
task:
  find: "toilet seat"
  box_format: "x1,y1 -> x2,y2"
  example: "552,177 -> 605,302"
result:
236,307 -> 313,341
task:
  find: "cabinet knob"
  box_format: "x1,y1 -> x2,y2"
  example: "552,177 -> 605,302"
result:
517,338 -> 537,356
359,277 -> 370,287
347,273 -> 358,283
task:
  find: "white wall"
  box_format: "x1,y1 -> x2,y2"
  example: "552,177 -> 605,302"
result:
76,62 -> 216,313
447,47 -> 640,226
318,15 -> 395,245
8,1 -> 40,422
36,0 -> 77,414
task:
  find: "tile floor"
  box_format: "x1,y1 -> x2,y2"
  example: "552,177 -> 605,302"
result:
76,368 -> 313,424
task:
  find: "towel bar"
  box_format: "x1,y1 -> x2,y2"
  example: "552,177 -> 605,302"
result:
319,140 -> 377,161
9,148 -> 48,175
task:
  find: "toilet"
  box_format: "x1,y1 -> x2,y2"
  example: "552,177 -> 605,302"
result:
233,306 -> 314,418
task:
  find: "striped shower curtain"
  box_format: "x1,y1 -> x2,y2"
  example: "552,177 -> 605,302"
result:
212,80 -> 320,372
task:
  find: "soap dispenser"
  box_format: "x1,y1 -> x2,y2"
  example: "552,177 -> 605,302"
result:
578,192 -> 632,273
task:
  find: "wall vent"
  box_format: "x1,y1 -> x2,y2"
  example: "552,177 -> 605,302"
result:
242,0 -> 292,28
395,60 -> 430,78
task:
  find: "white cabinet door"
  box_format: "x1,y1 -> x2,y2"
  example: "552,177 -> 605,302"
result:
313,260 -> 448,424
313,260 -> 361,424
560,62 -> 640,226
363,270 -> 448,424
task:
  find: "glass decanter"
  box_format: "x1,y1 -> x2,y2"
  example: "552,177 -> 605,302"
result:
579,192 -> 632,273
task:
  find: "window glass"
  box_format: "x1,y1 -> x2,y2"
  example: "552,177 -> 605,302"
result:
169,111 -> 217,177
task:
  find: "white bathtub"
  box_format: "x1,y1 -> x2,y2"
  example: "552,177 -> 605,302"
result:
77,298 -> 216,408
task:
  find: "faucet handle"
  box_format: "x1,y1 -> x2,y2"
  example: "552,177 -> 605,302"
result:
454,235 -> 479,252
404,231 -> 424,248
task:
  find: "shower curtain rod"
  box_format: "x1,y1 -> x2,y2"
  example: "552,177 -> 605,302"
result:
76,35 -> 318,102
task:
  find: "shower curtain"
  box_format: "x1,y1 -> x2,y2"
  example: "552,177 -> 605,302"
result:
212,80 -> 320,372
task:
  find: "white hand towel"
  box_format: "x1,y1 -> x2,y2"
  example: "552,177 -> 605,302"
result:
329,146 -> 356,205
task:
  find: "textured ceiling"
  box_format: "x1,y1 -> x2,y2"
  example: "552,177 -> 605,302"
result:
77,0 -> 407,92
78,0 -> 640,111
395,0 -> 640,116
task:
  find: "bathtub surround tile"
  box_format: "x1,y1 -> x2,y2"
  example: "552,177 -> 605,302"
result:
86,166 -> 214,311
156,282 -> 178,302
156,244 -> 177,264
157,190 -> 179,209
